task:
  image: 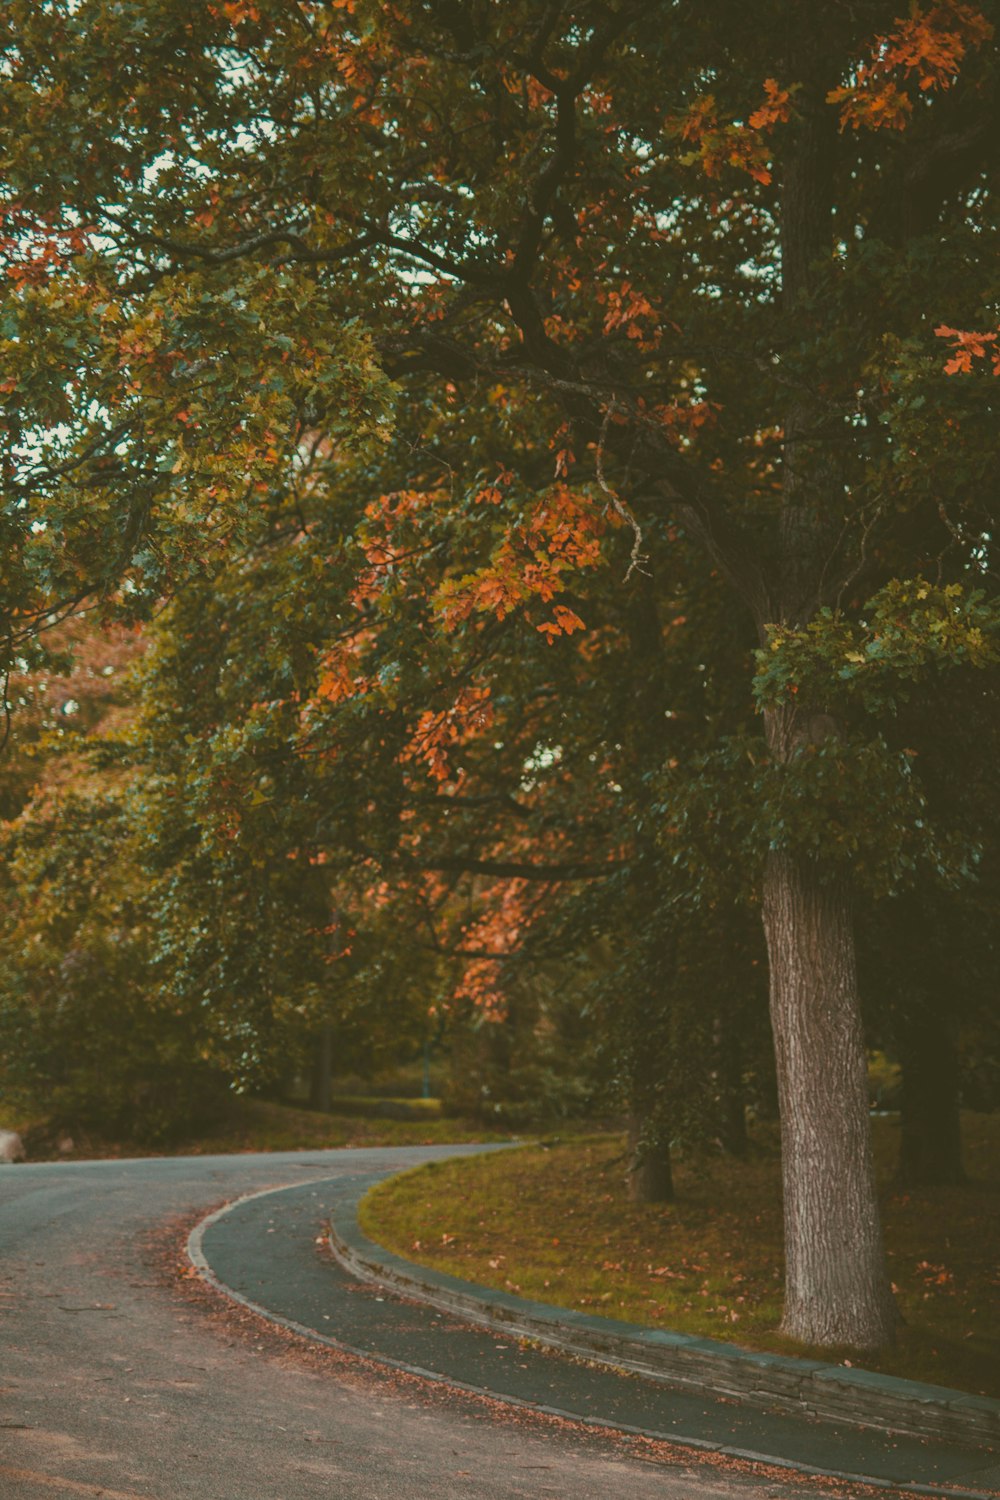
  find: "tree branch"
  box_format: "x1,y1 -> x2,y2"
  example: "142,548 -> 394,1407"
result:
508,2 -> 642,285
413,855 -> 625,881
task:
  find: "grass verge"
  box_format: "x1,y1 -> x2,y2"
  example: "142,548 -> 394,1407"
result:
359,1111 -> 1000,1399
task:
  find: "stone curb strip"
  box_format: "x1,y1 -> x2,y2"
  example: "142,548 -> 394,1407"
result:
327,1183 -> 1000,1453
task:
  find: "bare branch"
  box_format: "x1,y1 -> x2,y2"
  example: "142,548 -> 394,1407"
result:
595,402 -> 647,580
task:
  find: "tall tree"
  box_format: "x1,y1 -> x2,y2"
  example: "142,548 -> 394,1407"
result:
2,0 -> 998,1350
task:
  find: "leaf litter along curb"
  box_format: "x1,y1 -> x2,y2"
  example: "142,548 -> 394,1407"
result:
359,1119 -> 1000,1399
147,1206 -> 924,1500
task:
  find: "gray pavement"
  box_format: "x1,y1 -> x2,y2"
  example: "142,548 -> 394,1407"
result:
0,1146 -> 840,1500
1,1146 -> 997,1500
193,1166 -> 1000,1500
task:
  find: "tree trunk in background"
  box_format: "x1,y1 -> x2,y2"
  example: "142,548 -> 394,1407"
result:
762,846 -> 897,1349
900,1001 -> 964,1185
627,1111 -> 674,1203
309,1024 -> 333,1112
713,1014 -> 748,1156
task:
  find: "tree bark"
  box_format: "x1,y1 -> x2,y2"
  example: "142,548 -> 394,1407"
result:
762,843 -> 897,1349
899,1001 -> 964,1185
751,40 -> 898,1352
626,1111 -> 675,1203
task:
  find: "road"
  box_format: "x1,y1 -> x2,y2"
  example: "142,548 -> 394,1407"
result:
0,1147 -> 879,1499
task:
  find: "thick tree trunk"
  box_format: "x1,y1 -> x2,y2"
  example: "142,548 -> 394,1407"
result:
751,38 -> 898,1353
627,1111 -> 675,1203
762,847 -> 897,1350
899,1001 -> 964,1185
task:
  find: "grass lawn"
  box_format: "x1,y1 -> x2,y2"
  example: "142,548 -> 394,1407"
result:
14,1096 -> 511,1160
359,1110 -> 1000,1399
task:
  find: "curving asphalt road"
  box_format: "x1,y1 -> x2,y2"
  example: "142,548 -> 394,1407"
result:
0,1147 -> 979,1500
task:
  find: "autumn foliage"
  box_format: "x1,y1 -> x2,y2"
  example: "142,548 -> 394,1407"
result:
0,0 -> 997,1349
829,1 -> 993,129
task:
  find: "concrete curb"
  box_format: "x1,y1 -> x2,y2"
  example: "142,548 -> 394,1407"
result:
327,1172 -> 1000,1452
